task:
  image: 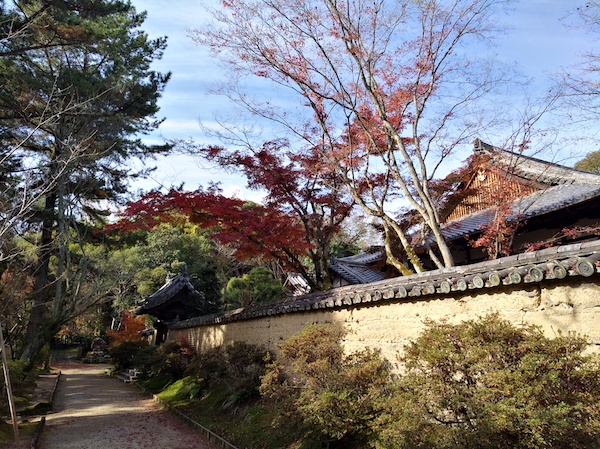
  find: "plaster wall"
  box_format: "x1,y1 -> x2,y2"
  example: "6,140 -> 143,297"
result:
170,278 -> 600,370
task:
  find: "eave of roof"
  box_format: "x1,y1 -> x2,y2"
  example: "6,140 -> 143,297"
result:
441,183 -> 600,241
474,139 -> 600,186
329,249 -> 387,284
137,269 -> 202,313
329,261 -> 387,285
171,239 -> 600,330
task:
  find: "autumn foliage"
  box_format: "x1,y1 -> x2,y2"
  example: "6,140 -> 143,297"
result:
107,310 -> 146,347
190,0 -> 520,274
110,185 -> 312,272
110,139 -> 354,289
198,141 -> 354,289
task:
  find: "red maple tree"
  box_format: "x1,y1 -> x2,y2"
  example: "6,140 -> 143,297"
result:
109,182 -> 330,290
199,140 -> 355,289
107,310 -> 147,347
189,0 -> 517,275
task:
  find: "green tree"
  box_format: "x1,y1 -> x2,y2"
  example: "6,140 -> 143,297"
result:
574,149 -> 600,174
0,0 -> 171,367
132,224 -> 222,310
225,266 -> 283,309
86,223 -> 223,319
375,314 -> 600,449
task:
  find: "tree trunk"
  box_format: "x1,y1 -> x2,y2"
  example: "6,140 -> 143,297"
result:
21,193 -> 56,369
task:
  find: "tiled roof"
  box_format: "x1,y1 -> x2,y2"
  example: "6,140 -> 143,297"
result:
474,139 -> 600,185
442,183 -> 600,241
329,249 -> 387,285
136,265 -> 203,313
284,273 -> 311,295
437,139 -> 600,241
171,239 -> 600,329
331,140 -> 600,285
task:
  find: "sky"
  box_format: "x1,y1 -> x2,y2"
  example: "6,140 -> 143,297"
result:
128,0 -> 594,199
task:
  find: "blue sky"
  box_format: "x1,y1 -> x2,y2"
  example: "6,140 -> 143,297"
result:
129,0 -> 593,198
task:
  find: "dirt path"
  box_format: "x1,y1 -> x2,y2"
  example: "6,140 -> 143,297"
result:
40,364 -> 220,449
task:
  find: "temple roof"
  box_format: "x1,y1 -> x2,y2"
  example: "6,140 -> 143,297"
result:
329,249 -> 387,285
441,183 -> 600,240
440,139 -> 600,240
473,139 -> 600,186
330,140 -> 600,285
136,264 -> 203,315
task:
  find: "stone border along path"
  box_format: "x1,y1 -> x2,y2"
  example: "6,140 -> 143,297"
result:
39,363 -> 231,449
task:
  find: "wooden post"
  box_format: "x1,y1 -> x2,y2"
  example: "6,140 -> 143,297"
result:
0,322 -> 20,448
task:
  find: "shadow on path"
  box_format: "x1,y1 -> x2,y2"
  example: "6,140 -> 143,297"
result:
41,364 -> 218,449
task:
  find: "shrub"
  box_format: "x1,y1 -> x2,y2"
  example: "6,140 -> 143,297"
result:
225,267 -> 284,308
184,342 -> 268,406
130,345 -> 160,376
152,338 -> 196,380
107,311 -> 146,347
374,313 -> 600,449
185,346 -> 227,384
108,340 -> 148,370
260,323 -> 391,447
0,359 -> 38,409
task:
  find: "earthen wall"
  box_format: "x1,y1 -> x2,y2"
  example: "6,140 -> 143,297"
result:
170,277 -> 600,370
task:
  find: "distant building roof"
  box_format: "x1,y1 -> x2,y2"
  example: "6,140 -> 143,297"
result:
284,273 -> 311,296
441,183 -> 600,241
135,264 -> 204,320
473,139 -> 600,185
329,249 -> 387,285
440,140 -> 600,241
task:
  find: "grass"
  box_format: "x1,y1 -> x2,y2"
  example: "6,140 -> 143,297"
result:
138,372 -> 173,394
17,401 -> 52,416
141,375 -> 319,449
0,420 -> 38,449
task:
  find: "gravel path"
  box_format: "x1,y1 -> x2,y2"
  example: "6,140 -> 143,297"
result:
40,364 -> 220,449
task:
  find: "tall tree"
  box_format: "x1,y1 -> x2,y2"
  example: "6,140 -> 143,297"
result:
198,140 -> 355,289
0,0 -> 171,366
191,0 -> 515,274
0,0 -> 127,253
103,223 -> 223,313
575,149 -> 600,174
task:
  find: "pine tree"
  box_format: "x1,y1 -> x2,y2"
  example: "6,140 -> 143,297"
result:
0,0 -> 171,367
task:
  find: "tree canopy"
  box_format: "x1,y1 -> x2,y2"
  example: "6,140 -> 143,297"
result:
0,0 -> 172,366
191,0 -> 520,274
575,149 -> 600,174
110,185 -> 319,287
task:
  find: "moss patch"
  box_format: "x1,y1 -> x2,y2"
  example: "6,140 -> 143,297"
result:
0,420 -> 38,449
153,379 -> 317,449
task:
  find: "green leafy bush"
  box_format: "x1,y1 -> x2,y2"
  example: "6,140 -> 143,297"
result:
130,315 -> 600,449
130,345 -> 160,376
374,313 -> 600,449
225,267 -> 284,308
0,359 -> 38,410
185,341 -> 268,406
185,346 -> 227,385
152,338 -> 196,380
260,323 -> 390,447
